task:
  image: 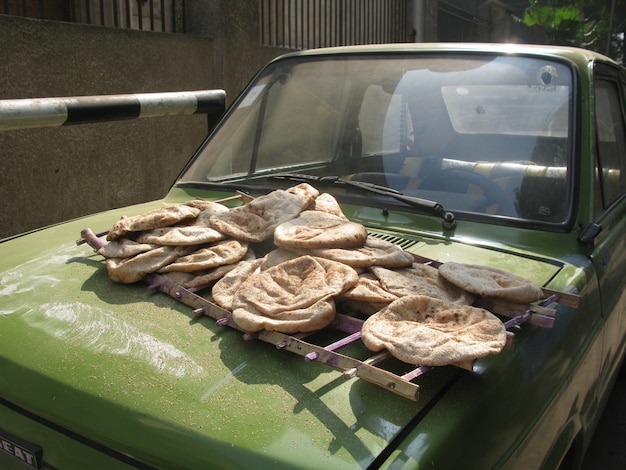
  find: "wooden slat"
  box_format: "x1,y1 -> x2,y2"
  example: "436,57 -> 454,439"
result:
541,287 -> 580,308
258,329 -> 420,401
474,298 -> 556,328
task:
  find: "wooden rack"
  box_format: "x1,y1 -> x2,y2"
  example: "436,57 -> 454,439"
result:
78,226 -> 579,402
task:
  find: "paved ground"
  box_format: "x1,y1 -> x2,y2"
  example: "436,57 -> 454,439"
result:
581,371 -> 626,468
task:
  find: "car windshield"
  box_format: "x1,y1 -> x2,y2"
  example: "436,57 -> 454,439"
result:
178,52 -> 573,225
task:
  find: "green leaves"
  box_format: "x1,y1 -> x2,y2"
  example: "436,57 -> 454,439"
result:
520,0 -> 622,57
523,4 -> 583,28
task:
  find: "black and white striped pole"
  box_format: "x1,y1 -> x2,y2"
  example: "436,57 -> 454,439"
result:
0,90 -> 226,131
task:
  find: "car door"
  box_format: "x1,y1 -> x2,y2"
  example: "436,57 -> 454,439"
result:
590,64 -> 626,397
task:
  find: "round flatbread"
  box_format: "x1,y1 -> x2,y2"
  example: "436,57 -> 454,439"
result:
211,257 -> 265,310
337,272 -> 399,303
185,200 -> 230,228
361,295 -> 507,366
159,271 -> 201,287
312,193 -> 348,219
274,210 -> 368,250
97,238 -> 158,259
295,236 -> 414,268
231,256 -> 358,333
235,297 -> 337,334
438,262 -> 544,304
370,263 -> 475,305
106,204 -> 200,241
183,248 -> 257,290
184,199 -> 230,214
159,239 -> 248,273
209,183 -> 319,242
105,245 -> 193,284
260,248 -> 302,270
159,249 -> 257,290
136,226 -> 226,246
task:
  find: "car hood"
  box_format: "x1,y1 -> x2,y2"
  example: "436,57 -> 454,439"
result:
0,195 -> 562,469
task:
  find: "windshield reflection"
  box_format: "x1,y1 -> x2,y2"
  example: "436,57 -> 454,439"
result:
179,53 -> 573,225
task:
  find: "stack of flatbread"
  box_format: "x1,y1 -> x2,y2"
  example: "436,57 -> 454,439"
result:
99,184 -> 318,284
230,256 -> 358,333
94,182 -> 544,365
358,262 -> 543,365
100,198 -> 251,285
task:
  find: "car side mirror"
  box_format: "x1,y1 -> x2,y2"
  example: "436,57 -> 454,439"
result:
578,222 -> 602,243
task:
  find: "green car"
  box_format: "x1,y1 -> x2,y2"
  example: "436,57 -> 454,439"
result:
1,43 -> 625,469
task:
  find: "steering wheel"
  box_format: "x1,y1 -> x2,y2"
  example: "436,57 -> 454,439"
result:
419,168 -> 517,216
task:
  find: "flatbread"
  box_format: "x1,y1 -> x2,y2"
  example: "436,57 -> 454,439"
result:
209,183 -> 319,242
159,271 -> 201,287
106,205 -> 200,241
337,272 -> 399,303
158,250 -> 258,291
136,226 -> 226,246
184,199 -> 230,214
260,248 -> 302,270
361,295 -> 507,366
295,236 -> 414,268
183,248 -> 257,290
159,239 -> 248,273
105,245 -> 193,284
185,200 -> 230,227
274,210 -> 368,250
370,263 -> 475,305
231,256 -> 358,333
234,297 -> 338,334
438,262 -> 544,304
211,258 -> 264,311
97,238 -> 158,259
313,193 -> 348,219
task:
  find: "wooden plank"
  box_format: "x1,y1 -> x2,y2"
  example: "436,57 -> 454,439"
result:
541,287 -> 580,308
258,330 -> 420,401
474,297 -> 556,328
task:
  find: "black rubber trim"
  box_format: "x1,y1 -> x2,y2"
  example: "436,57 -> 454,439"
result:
0,396 -> 155,469
367,371 -> 462,469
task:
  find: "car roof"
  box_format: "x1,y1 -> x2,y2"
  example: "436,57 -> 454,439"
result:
272,42 -> 620,70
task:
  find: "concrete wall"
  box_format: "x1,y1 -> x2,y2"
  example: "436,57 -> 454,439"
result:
0,0 -> 539,239
0,14 -> 217,239
187,0 -> 290,105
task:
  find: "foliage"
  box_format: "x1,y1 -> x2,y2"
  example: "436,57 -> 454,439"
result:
522,0 -> 624,62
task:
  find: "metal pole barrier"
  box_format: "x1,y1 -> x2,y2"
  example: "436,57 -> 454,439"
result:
0,90 -> 226,132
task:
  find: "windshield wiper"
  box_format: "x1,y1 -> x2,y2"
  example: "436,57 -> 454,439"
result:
270,174 -> 456,230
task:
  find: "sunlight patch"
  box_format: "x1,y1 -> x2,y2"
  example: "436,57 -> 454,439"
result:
25,301 -> 204,378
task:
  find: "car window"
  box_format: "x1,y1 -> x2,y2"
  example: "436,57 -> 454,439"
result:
179,53 -> 574,225
253,67 -> 349,171
186,62 -> 351,181
594,79 -> 626,209
359,85 -> 415,157
442,83 -> 570,137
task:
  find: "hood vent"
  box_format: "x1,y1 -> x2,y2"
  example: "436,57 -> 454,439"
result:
368,231 -> 421,251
